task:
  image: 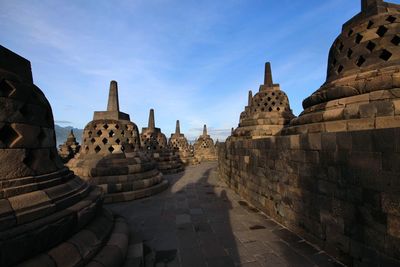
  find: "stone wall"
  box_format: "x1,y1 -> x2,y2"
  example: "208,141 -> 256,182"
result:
218,127 -> 400,266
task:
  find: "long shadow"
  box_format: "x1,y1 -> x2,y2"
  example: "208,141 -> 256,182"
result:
106,162 -> 242,266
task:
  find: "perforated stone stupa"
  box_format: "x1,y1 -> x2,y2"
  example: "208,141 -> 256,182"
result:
284,0 -> 400,134
0,45 -> 132,267
168,120 -> 199,165
193,124 -> 217,161
141,109 -> 184,174
233,62 -> 295,138
67,81 -> 167,203
58,129 -> 80,163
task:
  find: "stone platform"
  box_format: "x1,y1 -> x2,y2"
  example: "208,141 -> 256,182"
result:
107,163 -> 342,267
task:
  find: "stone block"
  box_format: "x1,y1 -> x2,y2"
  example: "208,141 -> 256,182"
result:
323,108 -> 344,121
388,215 -> 400,239
359,103 -> 377,118
348,152 -> 381,171
376,116 -> 400,129
325,120 -> 347,132
382,193 -> 400,216
48,242 -> 82,267
321,132 -> 337,151
347,118 -> 375,131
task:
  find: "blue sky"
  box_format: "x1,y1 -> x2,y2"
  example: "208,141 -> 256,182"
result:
2,0 -> 397,141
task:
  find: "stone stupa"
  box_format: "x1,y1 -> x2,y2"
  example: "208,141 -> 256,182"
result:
233,62 -> 295,139
141,109 -> 184,174
67,81 -> 167,203
168,120 -> 199,165
193,124 -> 217,161
58,129 -> 80,162
283,0 -> 400,134
0,45 -> 134,266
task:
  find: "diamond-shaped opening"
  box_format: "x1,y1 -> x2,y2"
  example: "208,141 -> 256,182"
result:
376,26 -> 388,37
108,146 -> 114,153
348,29 -> 353,37
90,138 -> 96,144
347,48 -> 353,59
23,150 -> 34,168
103,124 -> 109,129
332,58 -> 337,65
356,56 -> 366,67
88,131 -> 92,138
391,35 -> 400,46
367,20 -> 374,29
115,124 -> 120,129
337,65 -> 344,73
355,33 -> 363,44
116,138 -> 121,145
267,97 -> 271,101
109,130 -> 114,137
19,103 -> 30,117
37,129 -> 46,145
96,130 -> 102,136
268,107 -> 273,112
0,124 -> 19,146
271,101 -> 276,106
0,79 -> 15,97
121,130 -> 125,137
387,15 -> 396,23
380,49 -> 392,61
277,107 -> 281,111
102,138 -> 108,144
338,42 -> 344,52
366,41 -> 376,52
272,92 -> 275,96
94,145 -> 101,153
85,146 -> 89,152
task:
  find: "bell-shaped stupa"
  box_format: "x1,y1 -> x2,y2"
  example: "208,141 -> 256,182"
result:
58,129 -> 80,162
285,0 -> 400,134
168,120 -> 199,165
67,81 -> 167,203
193,124 -> 217,161
233,62 -> 295,138
0,45 -> 133,267
141,109 -> 184,174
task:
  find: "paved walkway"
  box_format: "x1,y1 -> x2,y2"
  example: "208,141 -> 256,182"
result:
107,162 -> 343,267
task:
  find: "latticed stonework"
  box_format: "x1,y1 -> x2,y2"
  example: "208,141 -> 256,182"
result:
234,62 -> 295,138
193,124 -> 217,161
58,130 -> 80,163
168,120 -> 199,165
0,46 -> 133,267
285,0 -> 400,134
67,82 -> 167,203
219,1 -> 400,265
140,109 -> 184,174
81,119 -> 140,155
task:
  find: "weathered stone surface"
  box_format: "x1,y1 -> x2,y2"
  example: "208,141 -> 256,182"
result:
168,120 -> 199,165
140,110 -> 184,174
67,81 -> 166,203
193,125 -> 218,162
0,45 -> 134,267
232,63 -> 295,139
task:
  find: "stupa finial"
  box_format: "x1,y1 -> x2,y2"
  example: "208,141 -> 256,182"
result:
107,80 -> 119,112
264,62 -> 273,86
175,120 -> 181,135
148,109 -> 155,129
248,90 -> 253,106
362,0 -> 383,11
203,124 -> 207,136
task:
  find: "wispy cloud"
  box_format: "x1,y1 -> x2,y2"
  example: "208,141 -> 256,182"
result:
0,0 -> 364,139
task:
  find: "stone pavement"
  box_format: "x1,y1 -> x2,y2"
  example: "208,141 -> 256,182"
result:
107,162 -> 343,267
